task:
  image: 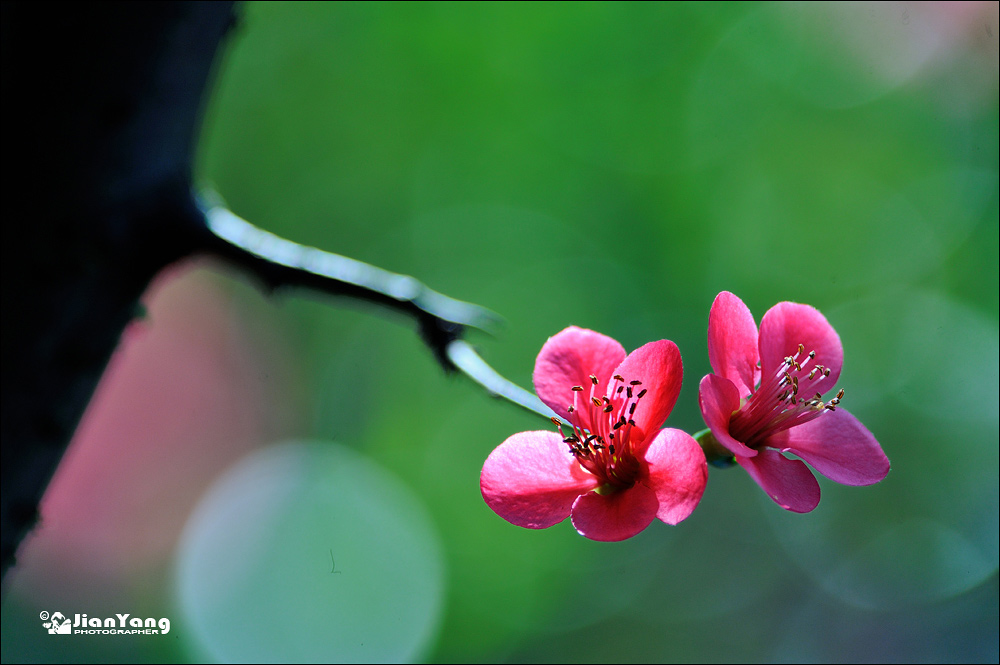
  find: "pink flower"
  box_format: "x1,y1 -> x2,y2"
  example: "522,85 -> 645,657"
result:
698,292 -> 890,513
481,327 -> 707,541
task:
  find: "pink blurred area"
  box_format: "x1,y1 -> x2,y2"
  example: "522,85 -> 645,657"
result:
9,261 -> 301,603
770,1 -> 998,110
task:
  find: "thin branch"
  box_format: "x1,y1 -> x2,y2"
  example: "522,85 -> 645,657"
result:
200,197 -> 502,368
446,340 -> 559,421
200,198 -> 556,424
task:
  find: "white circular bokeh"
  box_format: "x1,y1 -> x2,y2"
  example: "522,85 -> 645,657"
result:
175,441 -> 445,663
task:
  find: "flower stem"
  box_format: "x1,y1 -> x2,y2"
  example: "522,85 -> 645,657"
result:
693,428 -> 736,468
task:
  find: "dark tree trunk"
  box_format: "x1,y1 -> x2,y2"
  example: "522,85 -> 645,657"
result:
1,1 -> 237,582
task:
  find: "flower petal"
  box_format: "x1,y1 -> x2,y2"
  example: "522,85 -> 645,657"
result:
611,339 -> 682,443
642,429 -> 708,525
481,431 -> 599,529
758,301 -> 843,391
698,374 -> 757,457
570,483 -> 659,542
737,448 -> 821,513
708,291 -> 760,397
533,326 -> 627,421
771,408 -> 890,486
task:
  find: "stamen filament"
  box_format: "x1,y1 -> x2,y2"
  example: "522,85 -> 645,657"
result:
556,372 -> 650,489
729,345 -> 845,446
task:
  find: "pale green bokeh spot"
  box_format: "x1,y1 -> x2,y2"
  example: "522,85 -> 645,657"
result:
175,441 -> 444,663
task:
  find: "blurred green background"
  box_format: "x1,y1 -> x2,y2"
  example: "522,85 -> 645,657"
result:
3,2 -> 997,662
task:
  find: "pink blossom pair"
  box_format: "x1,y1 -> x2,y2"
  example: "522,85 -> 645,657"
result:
480,292 -> 890,541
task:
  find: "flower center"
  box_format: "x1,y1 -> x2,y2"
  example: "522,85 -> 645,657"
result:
551,373 -> 648,491
729,343 -> 844,448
